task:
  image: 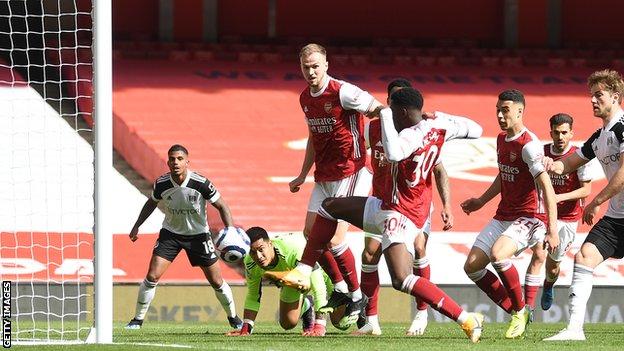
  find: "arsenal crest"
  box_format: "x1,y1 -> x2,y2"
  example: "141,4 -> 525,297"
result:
324,102 -> 332,113
509,151 -> 517,162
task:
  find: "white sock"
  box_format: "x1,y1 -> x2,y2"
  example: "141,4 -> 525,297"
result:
568,263 -> 594,330
367,314 -> 379,326
350,288 -> 362,301
315,318 -> 327,326
333,280 -> 349,293
456,311 -> 469,325
135,278 -> 157,320
214,281 -> 237,318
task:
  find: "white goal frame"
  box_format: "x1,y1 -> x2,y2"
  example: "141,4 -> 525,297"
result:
92,0 -> 113,344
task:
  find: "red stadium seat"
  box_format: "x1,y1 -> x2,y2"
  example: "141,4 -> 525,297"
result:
393,55 -> 413,66
481,56 -> 500,67
238,52 -> 259,63
501,57 -> 522,68
194,50 -> 214,61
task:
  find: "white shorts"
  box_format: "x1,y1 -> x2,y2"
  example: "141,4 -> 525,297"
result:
362,196 -> 420,258
422,203 -> 434,236
365,202 -> 433,243
548,220 -> 577,262
473,217 -> 546,259
308,166 -> 372,213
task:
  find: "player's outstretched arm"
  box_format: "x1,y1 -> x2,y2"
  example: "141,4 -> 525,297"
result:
556,180 -> 591,203
211,197 -> 234,227
433,111 -> 483,140
379,107 -> 416,162
549,152 -> 587,175
461,174 -> 501,215
433,163 -> 453,230
536,171 -> 559,252
583,153 -> 624,225
129,198 -> 158,242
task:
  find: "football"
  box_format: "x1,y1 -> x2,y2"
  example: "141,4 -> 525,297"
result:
215,227 -> 250,263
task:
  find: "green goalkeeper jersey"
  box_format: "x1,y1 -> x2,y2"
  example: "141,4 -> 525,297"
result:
243,235 -> 329,312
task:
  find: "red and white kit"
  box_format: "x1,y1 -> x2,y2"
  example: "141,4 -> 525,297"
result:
473,129 -> 547,257
544,144 -> 592,261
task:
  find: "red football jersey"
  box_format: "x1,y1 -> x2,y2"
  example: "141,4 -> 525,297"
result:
545,144 -> 591,221
299,77 -> 375,182
495,129 -> 547,221
366,119 -> 389,198
379,119 -> 447,228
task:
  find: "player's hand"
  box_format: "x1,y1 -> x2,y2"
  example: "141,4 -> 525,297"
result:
226,322 -> 252,336
289,175 -> 306,193
543,228 -> 560,254
582,200 -> 600,225
441,207 -> 454,230
460,198 -> 483,215
129,227 -> 139,242
542,156 -> 555,172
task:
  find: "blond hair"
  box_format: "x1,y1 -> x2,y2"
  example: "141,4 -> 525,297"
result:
588,69 -> 624,102
299,43 -> 326,59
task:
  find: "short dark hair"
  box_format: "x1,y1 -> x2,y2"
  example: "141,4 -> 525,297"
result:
246,226 -> 270,243
387,78 -> 412,96
549,113 -> 573,129
498,89 -> 525,106
390,87 -> 424,110
168,144 -> 188,155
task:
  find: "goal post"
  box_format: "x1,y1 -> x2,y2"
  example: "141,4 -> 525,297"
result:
93,0 -> 113,344
0,0 -> 112,345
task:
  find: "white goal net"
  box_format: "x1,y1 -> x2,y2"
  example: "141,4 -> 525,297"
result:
0,0 -> 104,344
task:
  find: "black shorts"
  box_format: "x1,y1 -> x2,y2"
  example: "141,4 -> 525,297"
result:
585,216 -> 624,259
153,228 -> 218,267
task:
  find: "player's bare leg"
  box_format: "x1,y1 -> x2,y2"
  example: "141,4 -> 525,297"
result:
200,262 -> 241,329
279,299 -> 303,330
126,255 -> 171,329
464,247 -> 513,314
407,232 -> 430,336
307,212 -> 362,310
353,236 -> 382,335
384,241 -> 483,343
304,212 -> 352,312
265,197 -> 369,328
491,236 -> 530,338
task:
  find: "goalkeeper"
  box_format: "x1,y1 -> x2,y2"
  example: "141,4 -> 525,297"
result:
227,227 -> 331,336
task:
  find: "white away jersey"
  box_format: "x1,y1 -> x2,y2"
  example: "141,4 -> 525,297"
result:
578,112 -> 624,218
151,171 -> 221,235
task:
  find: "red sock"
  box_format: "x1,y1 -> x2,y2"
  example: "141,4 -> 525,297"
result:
318,250 -> 343,284
407,275 -> 463,321
524,274 -> 541,309
332,245 -> 360,291
493,261 -> 525,312
300,215 -> 337,267
360,267 -> 379,316
473,270 -> 513,314
413,259 -> 431,311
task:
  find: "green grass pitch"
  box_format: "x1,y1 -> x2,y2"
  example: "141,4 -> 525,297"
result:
11,321 -> 624,350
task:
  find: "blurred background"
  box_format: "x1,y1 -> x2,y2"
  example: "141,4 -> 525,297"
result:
2,0 -> 624,326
